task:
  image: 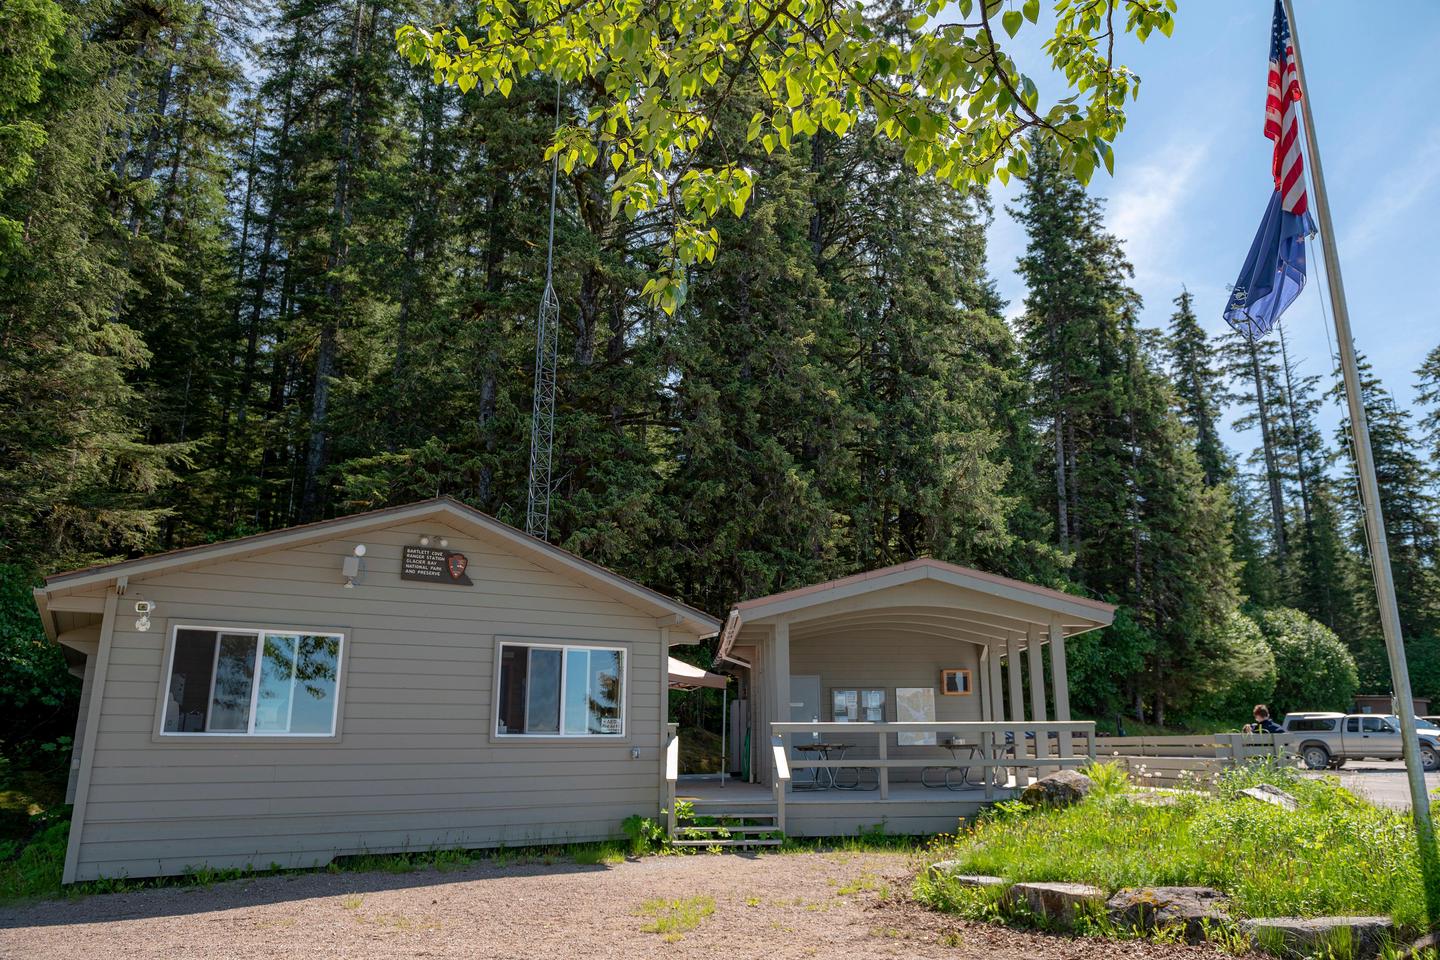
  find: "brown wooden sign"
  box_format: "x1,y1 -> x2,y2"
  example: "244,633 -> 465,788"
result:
401,545 -> 473,585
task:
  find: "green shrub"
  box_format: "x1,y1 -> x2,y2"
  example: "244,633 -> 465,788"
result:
1253,607 -> 1358,715
1187,609 -> 1276,723
0,820 -> 68,901
917,771 -> 1430,930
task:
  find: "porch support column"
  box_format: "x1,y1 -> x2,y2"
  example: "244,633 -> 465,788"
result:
774,618 -> 791,793
1006,632 -> 1025,723
978,647 -> 992,724
985,640 -> 1004,798
1049,616 -> 1072,760
1027,622 -> 1047,723
987,640 -> 1005,721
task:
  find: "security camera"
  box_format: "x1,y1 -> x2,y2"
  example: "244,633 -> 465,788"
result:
134,600 -> 154,615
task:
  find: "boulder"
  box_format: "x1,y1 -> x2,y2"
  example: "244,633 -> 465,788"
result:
1004,881 -> 1106,927
925,862 -> 1005,887
1106,886 -> 1230,941
1240,916 -> 1396,959
1020,770 -> 1094,808
1239,784 -> 1299,811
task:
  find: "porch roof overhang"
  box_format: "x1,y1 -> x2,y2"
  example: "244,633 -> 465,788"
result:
668,656 -> 728,690
715,558 -> 1115,659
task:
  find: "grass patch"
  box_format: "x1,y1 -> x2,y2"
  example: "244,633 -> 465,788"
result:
915,760 -> 1434,930
636,895 -> 715,941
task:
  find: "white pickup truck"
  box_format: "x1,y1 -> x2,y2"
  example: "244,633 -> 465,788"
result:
1282,712 -> 1440,771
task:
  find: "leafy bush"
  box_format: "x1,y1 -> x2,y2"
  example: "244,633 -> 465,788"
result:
0,820 -> 68,901
1253,607 -> 1358,715
0,564 -> 81,757
1187,609 -> 1276,723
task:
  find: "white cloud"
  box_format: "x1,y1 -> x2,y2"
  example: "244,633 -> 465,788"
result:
1104,132 -> 1214,290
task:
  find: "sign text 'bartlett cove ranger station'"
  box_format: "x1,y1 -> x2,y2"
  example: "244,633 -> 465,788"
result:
401,544 -> 473,585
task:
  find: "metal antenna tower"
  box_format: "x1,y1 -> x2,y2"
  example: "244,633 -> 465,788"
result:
525,84 -> 562,540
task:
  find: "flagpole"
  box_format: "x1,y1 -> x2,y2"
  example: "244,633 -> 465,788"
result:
1281,0 -> 1434,843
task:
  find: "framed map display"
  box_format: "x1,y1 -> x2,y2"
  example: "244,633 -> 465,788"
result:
895,687 -> 936,745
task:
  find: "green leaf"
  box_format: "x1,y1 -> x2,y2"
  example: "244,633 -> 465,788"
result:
1023,0 -> 1039,24
1001,10 -> 1023,38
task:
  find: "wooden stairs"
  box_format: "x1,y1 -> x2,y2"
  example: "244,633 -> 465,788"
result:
670,795 -> 783,849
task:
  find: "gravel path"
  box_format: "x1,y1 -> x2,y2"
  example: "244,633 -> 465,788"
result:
0,851 -> 1243,960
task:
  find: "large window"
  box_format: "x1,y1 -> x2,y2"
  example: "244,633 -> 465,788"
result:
496,642 -> 625,737
162,626 -> 343,736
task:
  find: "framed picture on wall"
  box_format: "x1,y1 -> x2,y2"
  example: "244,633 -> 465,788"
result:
941,669 -> 972,696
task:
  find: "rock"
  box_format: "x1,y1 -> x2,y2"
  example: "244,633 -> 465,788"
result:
1106,886 -> 1230,941
1239,784 -> 1299,811
1004,881 -> 1106,927
925,861 -> 1005,887
1240,916 -> 1396,959
1019,770 -> 1094,808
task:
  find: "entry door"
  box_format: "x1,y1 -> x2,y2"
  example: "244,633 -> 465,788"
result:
790,675 -> 822,780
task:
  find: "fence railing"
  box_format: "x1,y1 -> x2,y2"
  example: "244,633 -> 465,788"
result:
770,721 -> 1097,799
1092,733 -> 1297,788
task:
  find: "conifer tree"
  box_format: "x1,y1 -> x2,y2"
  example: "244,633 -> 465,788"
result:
1164,289 -> 1229,487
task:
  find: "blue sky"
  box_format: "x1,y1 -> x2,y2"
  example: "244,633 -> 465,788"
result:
983,0 -> 1440,459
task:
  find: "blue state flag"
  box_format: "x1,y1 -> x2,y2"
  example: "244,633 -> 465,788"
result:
1223,190 -> 1316,340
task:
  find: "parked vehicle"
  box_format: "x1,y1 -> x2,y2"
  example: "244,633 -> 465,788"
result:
1281,712 -> 1440,771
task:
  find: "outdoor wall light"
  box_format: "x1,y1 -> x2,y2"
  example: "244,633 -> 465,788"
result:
343,544 -> 367,588
419,535 -> 431,547
133,599 -> 155,633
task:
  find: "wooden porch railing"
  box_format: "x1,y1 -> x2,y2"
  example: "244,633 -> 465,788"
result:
770,721 -> 1097,799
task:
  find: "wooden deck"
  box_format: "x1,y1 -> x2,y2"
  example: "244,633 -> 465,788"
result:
676,777 -> 1017,838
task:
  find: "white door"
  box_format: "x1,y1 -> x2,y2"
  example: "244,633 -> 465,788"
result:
790,675 -> 822,782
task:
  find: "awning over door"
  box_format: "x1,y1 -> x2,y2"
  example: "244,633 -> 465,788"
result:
668,656 -> 727,690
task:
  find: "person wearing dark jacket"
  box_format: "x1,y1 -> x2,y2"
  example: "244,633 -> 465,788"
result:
1244,704 -> 1284,734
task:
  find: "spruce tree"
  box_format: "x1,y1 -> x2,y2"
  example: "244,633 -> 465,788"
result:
1164,289 -> 1229,487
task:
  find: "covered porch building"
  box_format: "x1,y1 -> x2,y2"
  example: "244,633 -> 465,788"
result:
673,559 -> 1115,838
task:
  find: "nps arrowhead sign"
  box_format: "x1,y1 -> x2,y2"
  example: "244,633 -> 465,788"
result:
401,545 -> 474,586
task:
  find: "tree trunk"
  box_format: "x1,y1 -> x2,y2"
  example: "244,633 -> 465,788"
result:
1248,339 -> 1288,557
299,0 -> 371,521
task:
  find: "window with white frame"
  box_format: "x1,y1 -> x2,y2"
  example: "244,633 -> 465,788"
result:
162,626 -> 343,736
496,642 -> 625,737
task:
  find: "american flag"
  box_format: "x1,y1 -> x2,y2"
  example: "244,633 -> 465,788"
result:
1222,0 -> 1316,341
1266,0 -> 1307,215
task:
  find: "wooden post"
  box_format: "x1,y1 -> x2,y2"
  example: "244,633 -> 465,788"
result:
978,647 -> 992,726
1027,622 -> 1047,724
1006,632 -> 1025,723
774,618 -> 790,795
1006,632 -> 1026,783
987,641 -> 1005,722
1049,617 -> 1071,758
877,728 -> 889,799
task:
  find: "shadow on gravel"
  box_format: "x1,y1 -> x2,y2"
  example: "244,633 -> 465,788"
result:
0,856 -> 646,928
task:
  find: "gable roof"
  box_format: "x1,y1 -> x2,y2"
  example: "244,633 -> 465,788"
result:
717,557 -> 1115,659
36,498 -> 720,639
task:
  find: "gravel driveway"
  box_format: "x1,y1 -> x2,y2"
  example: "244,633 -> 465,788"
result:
0,851 -> 1242,960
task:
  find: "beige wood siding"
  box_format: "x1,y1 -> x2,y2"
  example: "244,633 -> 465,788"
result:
71,519 -> 668,881
788,632 -> 984,781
